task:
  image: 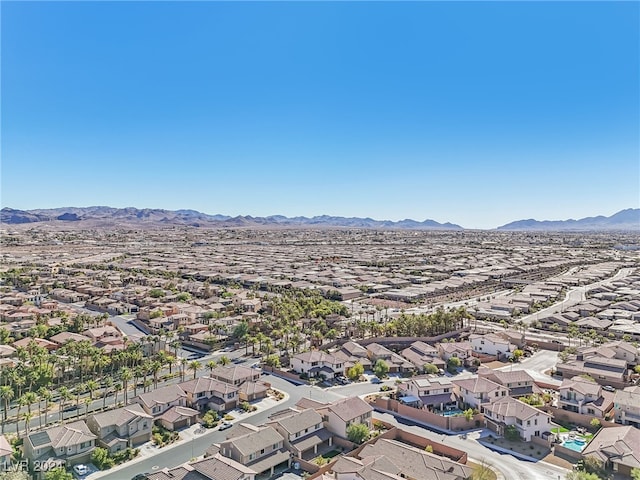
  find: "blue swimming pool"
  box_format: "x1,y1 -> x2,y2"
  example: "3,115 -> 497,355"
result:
440,409 -> 464,417
562,438 -> 587,452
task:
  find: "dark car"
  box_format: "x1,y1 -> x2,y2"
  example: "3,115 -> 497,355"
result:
132,474 -> 149,480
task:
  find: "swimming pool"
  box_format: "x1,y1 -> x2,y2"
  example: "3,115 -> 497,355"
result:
561,438 -> 587,452
440,408 -> 464,417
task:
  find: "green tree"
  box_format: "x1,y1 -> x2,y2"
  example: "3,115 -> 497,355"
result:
189,360 -> 201,380
44,468 -> 74,480
424,444 -> 433,453
346,423 -> 370,444
423,363 -> 439,374
347,362 -> 364,381
589,418 -> 601,430
92,447 -> 115,470
233,321 -> 249,339
447,356 -> 461,373
630,468 -> 640,480
373,359 -> 389,379
463,408 -> 474,421
512,349 -> 524,361
504,425 -> 520,441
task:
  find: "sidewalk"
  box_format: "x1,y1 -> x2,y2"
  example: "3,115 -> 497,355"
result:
89,389 -> 290,479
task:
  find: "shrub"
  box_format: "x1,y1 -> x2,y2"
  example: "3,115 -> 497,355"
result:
202,410 -> 219,428
92,447 -> 115,470
346,423 -> 370,444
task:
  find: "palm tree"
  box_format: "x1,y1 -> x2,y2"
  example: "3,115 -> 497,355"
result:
86,380 -> 99,401
58,386 -> 71,424
102,377 -> 113,410
0,385 -> 14,431
23,411 -> 34,437
38,387 -> 52,429
207,360 -> 217,373
150,361 -> 162,389
120,368 -> 133,405
189,361 -> 201,380
219,356 -> 230,367
84,397 -> 92,419
180,358 -> 188,382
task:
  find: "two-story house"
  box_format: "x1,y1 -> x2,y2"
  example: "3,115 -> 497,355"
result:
268,408 -> 333,460
210,365 -> 260,387
555,352 -> 629,389
478,369 -> 542,397
614,385 -> 640,428
558,376 -> 614,419
366,343 -> 414,373
146,453 -> 257,480
291,351 -> 344,379
131,384 -> 199,430
219,425 -> 290,478
24,421 -> 97,468
318,397 -> 373,439
452,376 -> 510,409
469,333 -> 517,360
86,404 -> 153,453
179,376 -> 239,412
482,397 -> 552,442
398,376 -> 456,411
400,341 -> 445,372
438,341 -> 473,365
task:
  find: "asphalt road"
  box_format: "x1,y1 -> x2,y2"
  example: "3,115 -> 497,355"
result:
94,358 -> 569,480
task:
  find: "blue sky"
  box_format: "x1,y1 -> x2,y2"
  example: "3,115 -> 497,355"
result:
2,1 -> 638,229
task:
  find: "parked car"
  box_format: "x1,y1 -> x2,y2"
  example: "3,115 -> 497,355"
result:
602,385 -> 616,392
73,464 -> 89,476
219,421 -> 232,430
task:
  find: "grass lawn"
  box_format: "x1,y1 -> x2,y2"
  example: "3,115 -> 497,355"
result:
552,427 -> 569,434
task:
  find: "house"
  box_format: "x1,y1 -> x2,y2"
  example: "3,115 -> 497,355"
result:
581,426 -> 640,478
557,376 -> 613,419
438,341 -> 473,364
24,420 -> 97,467
366,343 -> 414,373
179,376 -> 239,412
400,340 -> 445,372
291,351 -> 344,379
398,376 -> 456,411
318,396 -> 373,439
132,384 -> 187,417
146,453 -> 257,480
482,397 -> 552,442
469,333 -> 517,360
238,380 -> 270,403
613,385 -> 640,428
340,437 -> 473,480
555,352 -> 629,389
336,341 -> 372,370
478,369 -> 542,397
209,365 -> 260,387
452,376 -> 510,409
86,404 -> 153,453
267,408 -> 333,460
157,406 -> 200,431
219,425 -> 290,478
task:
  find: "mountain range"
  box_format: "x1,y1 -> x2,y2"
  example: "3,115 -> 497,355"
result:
0,206 -> 638,231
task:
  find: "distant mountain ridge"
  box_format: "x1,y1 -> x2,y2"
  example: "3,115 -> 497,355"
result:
2,206 -> 637,231
0,206 -> 462,230
497,208 -> 640,231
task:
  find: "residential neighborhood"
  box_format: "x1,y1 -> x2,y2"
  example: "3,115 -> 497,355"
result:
0,227 -> 639,480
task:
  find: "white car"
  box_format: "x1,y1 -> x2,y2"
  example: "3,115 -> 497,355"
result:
73,464 -> 89,476
219,421 -> 232,430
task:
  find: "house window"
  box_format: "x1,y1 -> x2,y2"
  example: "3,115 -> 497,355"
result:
260,449 -> 264,455
80,442 -> 91,449
273,444 -> 278,449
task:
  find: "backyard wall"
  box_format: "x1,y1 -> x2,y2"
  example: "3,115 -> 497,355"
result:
541,406 -> 617,429
371,397 -> 483,432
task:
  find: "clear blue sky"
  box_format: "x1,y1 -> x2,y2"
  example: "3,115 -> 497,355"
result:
2,1 -> 638,229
